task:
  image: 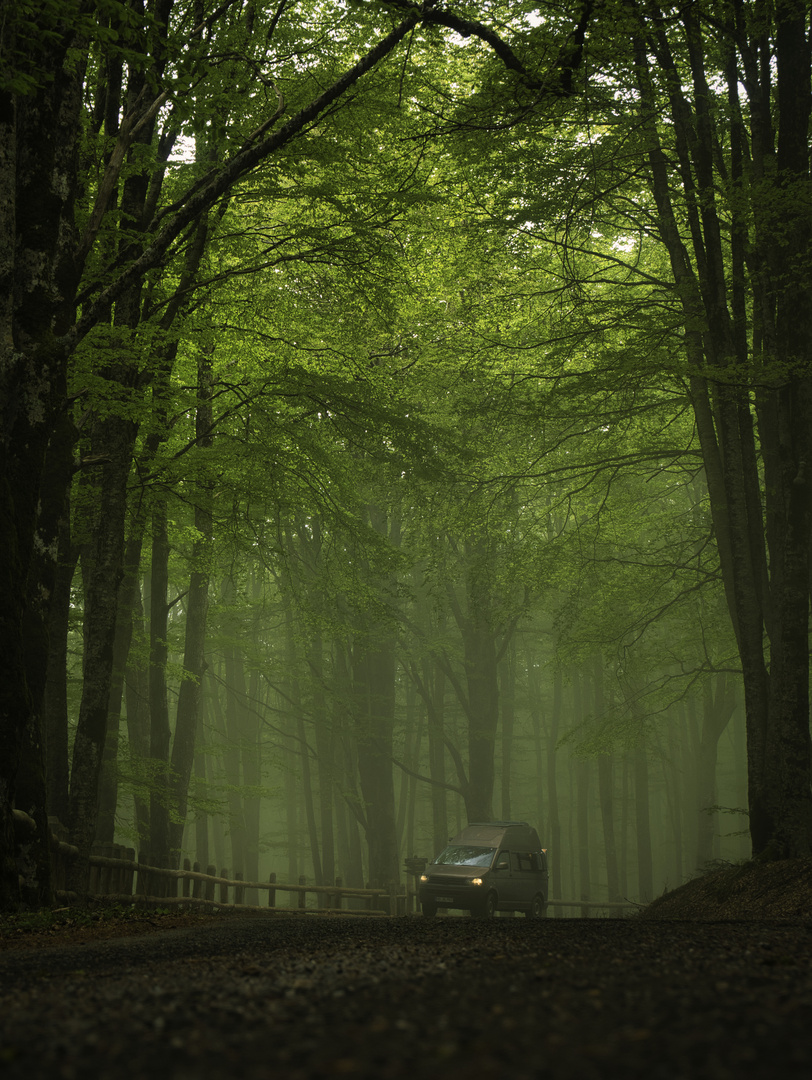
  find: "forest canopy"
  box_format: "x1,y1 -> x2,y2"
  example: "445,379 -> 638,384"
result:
1,0 -> 810,910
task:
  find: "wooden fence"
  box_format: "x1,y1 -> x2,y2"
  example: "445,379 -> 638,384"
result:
38,815 -> 406,914
14,811 -> 637,916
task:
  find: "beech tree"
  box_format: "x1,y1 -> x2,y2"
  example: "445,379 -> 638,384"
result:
1,0 -> 594,907
448,0 -> 812,858
9,0 -> 807,914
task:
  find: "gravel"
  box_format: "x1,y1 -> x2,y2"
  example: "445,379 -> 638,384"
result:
1,911 -> 811,1079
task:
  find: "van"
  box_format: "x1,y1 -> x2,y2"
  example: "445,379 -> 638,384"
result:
418,821 -> 549,918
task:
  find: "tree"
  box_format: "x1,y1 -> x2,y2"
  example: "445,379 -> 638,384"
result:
0,0 -> 422,905
2,0 -> 597,908
450,0 -> 812,858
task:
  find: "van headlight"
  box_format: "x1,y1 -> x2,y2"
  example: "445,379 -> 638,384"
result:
420,874 -> 428,883
471,877 -> 484,886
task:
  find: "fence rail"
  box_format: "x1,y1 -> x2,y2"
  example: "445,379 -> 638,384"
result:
15,813 -> 638,916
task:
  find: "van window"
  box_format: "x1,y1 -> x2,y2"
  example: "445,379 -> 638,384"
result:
435,845 -> 496,868
511,852 -> 535,872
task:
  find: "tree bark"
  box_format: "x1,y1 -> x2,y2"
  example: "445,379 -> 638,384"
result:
594,655 -> 619,901
500,641 -> 516,820
548,665 -> 563,907
166,348 -> 213,866
634,742 -> 653,903
631,4 -> 812,858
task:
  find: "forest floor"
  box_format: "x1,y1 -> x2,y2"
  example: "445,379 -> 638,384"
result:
1,859 -> 811,1079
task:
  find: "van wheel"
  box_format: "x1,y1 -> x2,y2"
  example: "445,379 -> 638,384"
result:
421,901 -> 437,917
526,893 -> 547,919
479,892 -> 498,919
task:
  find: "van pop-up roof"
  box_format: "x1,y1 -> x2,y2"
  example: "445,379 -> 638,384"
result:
449,821 -> 542,851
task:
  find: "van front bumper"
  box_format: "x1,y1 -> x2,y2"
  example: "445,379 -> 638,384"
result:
419,876 -> 485,912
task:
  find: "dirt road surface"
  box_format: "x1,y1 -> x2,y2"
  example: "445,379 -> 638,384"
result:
1,915 -> 811,1079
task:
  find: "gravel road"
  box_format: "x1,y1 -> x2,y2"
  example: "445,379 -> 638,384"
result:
1,914 -> 811,1079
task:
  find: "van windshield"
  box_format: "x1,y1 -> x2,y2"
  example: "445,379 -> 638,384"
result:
434,846 -> 495,868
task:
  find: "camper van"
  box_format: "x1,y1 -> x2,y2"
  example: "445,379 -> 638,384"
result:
418,821 -> 549,918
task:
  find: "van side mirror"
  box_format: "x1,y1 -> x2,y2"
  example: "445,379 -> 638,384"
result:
496,857 -> 509,870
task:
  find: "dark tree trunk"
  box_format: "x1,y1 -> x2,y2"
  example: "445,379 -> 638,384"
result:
240,661 -> 262,903
215,646 -> 248,881
125,582 -> 151,848
500,641 -> 516,820
353,638 -> 400,890
594,656 -> 619,901
192,729 -> 210,872
147,494 -> 171,875
696,675 -> 736,869
548,666 -> 563,904
333,644 -> 365,893
66,418 -> 137,894
634,742 -> 653,903
632,4 -> 812,858
0,22 -> 84,907
461,627 -> 498,823
42,515 -> 77,825
525,643 -> 546,844
96,529 -> 145,844
166,364 -> 213,867
574,672 -> 591,904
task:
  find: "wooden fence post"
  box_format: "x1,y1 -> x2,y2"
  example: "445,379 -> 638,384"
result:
334,877 -> 343,911
298,874 -> 306,911
108,845 -> 120,894
182,859 -> 191,899
123,848 -> 135,896
192,861 -> 202,899
388,881 -> 397,917
89,845 -> 100,896
235,871 -> 244,906
99,845 -> 111,895
268,872 -> 276,909
136,850 -> 150,897
219,868 -> 229,904
205,864 -> 216,902
117,844 -> 127,894
48,818 -> 63,894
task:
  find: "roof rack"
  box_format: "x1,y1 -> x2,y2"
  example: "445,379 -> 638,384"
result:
466,821 -> 529,828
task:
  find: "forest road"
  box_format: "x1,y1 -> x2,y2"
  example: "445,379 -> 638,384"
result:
1,915 -> 810,1080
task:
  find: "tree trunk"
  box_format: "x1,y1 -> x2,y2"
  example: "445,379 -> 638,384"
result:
216,644 -> 248,881
632,8 -> 812,858
353,638 -> 399,890
311,635 -> 335,906
0,20 -> 84,909
548,666 -> 563,905
42,517 -> 76,825
66,417 -> 138,894
425,655 -> 449,856
147,494 -> 171,879
574,672 -> 591,905
525,643 -> 546,843
696,675 -> 736,869
634,742 -> 653,903
500,641 -> 516,820
166,343 -> 213,867
192,728 -> 210,874
125,581 -> 151,849
461,632 -> 498,822
96,529 -> 145,844
166,552 -> 211,866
